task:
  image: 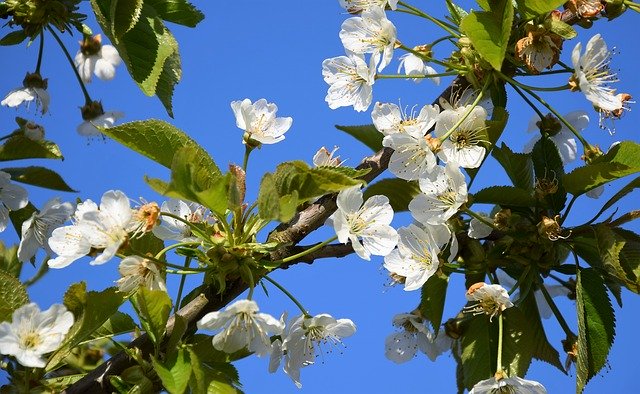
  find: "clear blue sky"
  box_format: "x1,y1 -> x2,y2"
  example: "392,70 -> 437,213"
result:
1,1 -> 639,392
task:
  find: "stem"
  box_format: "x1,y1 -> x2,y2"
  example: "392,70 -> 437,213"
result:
174,257 -> 191,314
24,261 -> 49,287
47,26 -> 92,105
377,72 -> 457,79
397,1 -> 460,37
496,70 -> 571,92
262,275 -> 310,317
548,272 -> 572,287
506,266 -> 531,296
538,277 -> 575,337
154,241 -> 201,260
561,194 -> 579,224
159,212 -> 210,241
124,251 -> 209,272
35,31 -> 44,74
496,314 -> 504,372
398,44 -> 463,71
430,35 -> 455,47
242,145 -> 252,172
515,69 -> 573,76
464,209 -> 500,231
438,77 -> 490,143
279,236 -> 338,264
509,83 -> 545,120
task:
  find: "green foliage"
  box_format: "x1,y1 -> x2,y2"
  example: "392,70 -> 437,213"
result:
472,186 -> 536,207
501,308 -> 534,377
467,107 -> 509,182
546,18 -> 577,39
460,315 -> 493,390
0,241 -> 21,278
460,0 -> 514,70
85,311 -> 137,343
576,268 -> 616,393
9,203 -> 41,241
594,225 -> 640,293
363,178 -> 420,212
519,290 -> 564,371
131,288 -> 172,347
445,0 -> 468,25
99,119 -> 220,175
90,0 -> 203,116
491,143 -> 534,190
0,29 -> 28,45
335,124 -> 383,152
564,141 -> 640,195
1,166 -> 76,192
531,136 -> 566,213
153,348 -> 192,394
419,272 -> 449,334
0,269 -> 29,322
47,283 -> 127,370
587,176 -> 640,225
257,161 -> 366,222
515,0 -> 566,19
0,135 -> 63,161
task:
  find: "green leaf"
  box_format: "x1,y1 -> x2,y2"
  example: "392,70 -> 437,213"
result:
501,307 -> 534,377
363,178 -> 420,212
0,269 -> 29,322
472,186 -> 536,207
445,0 -> 469,25
546,18 -> 577,39
9,202 -> 37,239
564,141 -> 640,195
0,135 -> 63,161
0,29 -> 28,46
460,0 -> 514,70
419,272 -> 449,334
188,344 -> 243,394
0,242 -> 21,278
85,311 -> 137,343
594,225 -> 640,293
587,176 -> 640,225
100,119 -> 220,175
110,0 -> 144,39
257,161 -> 364,222
1,166 -> 76,192
515,0 -> 566,19
47,284 -> 127,370
467,107 -> 509,182
335,124 -> 383,152
519,290 -> 564,371
531,136 -> 566,213
145,0 -> 205,27
491,143 -> 534,190
153,348 -> 192,394
167,315 -> 188,357
460,315 -> 493,389
576,268 -> 616,393
131,288 -> 172,346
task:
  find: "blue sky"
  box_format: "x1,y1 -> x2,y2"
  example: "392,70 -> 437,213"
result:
1,1 -> 639,392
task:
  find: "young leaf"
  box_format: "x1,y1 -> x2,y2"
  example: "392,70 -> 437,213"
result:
564,141 -> 640,195
472,186 -> 536,207
145,0 -> 205,27
109,0 -> 144,39
99,119 -> 220,175
460,0 -> 514,70
0,29 -> 28,46
0,135 -> 63,161
531,136 -> 566,213
587,176 -> 640,225
152,348 -> 192,394
501,307 -> 534,377
131,288 -> 172,346
363,178 -> 420,212
515,0 -> 566,19
0,269 -> 29,322
461,315 -> 493,389
335,124 -> 383,152
419,272 -> 449,334
0,242 -> 21,278
1,166 -> 76,192
576,268 -> 616,393
491,143 -> 534,190
85,311 -> 137,343
595,225 -> 640,293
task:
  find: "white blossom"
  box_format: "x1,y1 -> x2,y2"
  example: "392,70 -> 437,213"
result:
468,213 -> 493,239
18,198 -> 74,262
435,105 -> 488,168
383,224 -> 440,291
408,163 -> 468,226
74,35 -> 122,83
281,313 -> 356,388
231,98 -> 292,145
470,376 -> 547,394
152,199 -> 204,242
398,53 -> 440,85
1,87 -> 50,114
338,0 -> 398,13
384,313 -> 451,363
372,102 -> 439,136
328,186 -> 398,260
197,299 -> 284,357
48,190 -> 136,268
322,53 -> 376,112
465,282 -> 514,320
0,303 -> 73,368
116,256 -> 167,293
340,6 -> 397,71
571,34 -> 624,113
21,120 -> 45,140
77,110 -> 124,137
524,111 -> 589,165
312,146 -> 342,167
0,171 -> 28,233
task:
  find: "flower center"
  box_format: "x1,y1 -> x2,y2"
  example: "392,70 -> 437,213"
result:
347,213 -> 371,234
19,331 -> 42,350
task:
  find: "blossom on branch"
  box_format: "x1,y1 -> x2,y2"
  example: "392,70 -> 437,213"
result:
18,198 -> 74,262
116,256 -> 167,293
338,0 -> 398,13
74,34 -> 122,83
2,72 -> 50,115
470,375 -> 547,394
231,98 -> 293,145
0,171 -> 28,233
465,282 -> 513,320
384,313 -> 451,363
524,111 -> 588,165
152,199 -> 204,242
340,6 -> 397,71
322,53 -> 377,112
435,105 -> 488,169
398,53 -> 440,85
